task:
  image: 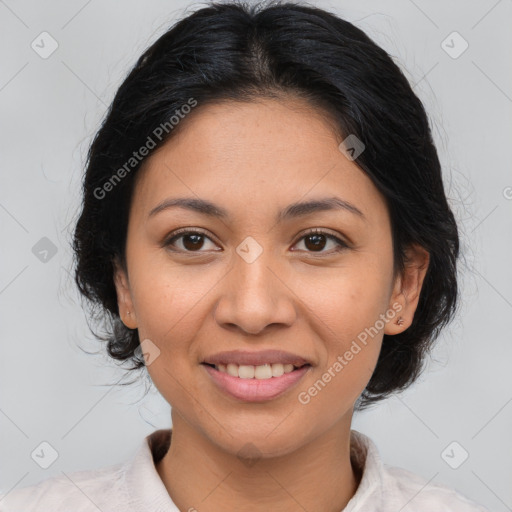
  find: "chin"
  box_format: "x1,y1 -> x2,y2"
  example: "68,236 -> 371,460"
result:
203,418 -> 311,460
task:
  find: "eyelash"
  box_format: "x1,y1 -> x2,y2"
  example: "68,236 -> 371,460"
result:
163,227 -> 349,255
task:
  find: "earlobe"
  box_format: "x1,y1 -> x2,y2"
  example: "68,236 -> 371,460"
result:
384,244 -> 430,335
112,257 -> 138,329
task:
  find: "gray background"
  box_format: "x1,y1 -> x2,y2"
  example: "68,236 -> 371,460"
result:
1,0 -> 511,510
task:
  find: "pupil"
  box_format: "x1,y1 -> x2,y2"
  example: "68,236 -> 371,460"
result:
183,234 -> 204,251
305,234 -> 326,251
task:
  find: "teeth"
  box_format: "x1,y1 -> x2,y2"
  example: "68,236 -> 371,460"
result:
283,363 -> 294,374
239,365 -> 255,379
226,363 -> 238,377
255,364 -> 272,379
215,362 -> 300,379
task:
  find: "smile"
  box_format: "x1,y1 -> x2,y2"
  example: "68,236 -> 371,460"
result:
201,363 -> 311,402
207,362 -> 304,379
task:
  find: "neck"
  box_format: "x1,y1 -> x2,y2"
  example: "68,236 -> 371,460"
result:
156,412 -> 361,512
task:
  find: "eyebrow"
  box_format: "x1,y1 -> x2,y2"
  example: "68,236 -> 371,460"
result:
148,196 -> 365,222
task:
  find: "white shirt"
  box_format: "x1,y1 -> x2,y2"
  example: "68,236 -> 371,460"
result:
0,429 -> 489,511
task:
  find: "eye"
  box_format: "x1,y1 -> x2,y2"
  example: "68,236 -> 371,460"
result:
163,229 -> 219,253
292,228 -> 348,254
163,227 -> 349,255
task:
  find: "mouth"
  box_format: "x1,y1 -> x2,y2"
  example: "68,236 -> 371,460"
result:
201,362 -> 311,379
201,362 -> 312,402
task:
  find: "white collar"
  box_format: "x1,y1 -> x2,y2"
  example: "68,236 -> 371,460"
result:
123,428 -> 385,510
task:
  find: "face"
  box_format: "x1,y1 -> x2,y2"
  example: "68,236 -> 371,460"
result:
114,97 -> 428,458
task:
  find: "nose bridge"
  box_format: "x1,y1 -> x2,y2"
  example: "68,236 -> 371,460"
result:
235,246 -> 275,303
214,237 -> 296,334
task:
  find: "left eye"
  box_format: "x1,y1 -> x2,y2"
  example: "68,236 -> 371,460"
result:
292,229 -> 348,254
164,229 -> 348,254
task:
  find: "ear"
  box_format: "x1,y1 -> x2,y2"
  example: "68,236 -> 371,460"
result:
384,243 -> 430,335
113,257 -> 138,329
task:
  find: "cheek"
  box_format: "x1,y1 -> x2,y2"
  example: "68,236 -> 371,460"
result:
292,260 -> 392,407
127,255 -> 222,402
129,254 -> 216,343
297,257 -> 393,343
132,264 -> 206,409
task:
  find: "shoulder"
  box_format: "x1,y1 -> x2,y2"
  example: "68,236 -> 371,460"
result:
382,465 -> 490,511
0,461 -> 127,512
349,430 -> 489,512
0,430 -> 173,512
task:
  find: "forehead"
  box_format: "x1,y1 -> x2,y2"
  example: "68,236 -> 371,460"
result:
130,97 -> 388,225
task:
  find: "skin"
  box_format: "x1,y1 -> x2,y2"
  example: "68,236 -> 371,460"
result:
113,96 -> 429,512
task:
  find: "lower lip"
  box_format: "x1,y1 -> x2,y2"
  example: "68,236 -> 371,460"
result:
202,364 -> 311,402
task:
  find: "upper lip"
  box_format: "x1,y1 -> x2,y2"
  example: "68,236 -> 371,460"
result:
202,349 -> 311,367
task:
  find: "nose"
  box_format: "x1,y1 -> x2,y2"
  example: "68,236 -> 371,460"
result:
213,249 -> 297,336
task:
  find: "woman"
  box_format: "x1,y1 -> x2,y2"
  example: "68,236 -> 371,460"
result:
0,1 -> 489,510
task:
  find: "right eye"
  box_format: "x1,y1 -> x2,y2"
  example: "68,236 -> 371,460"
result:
163,228 -> 221,253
